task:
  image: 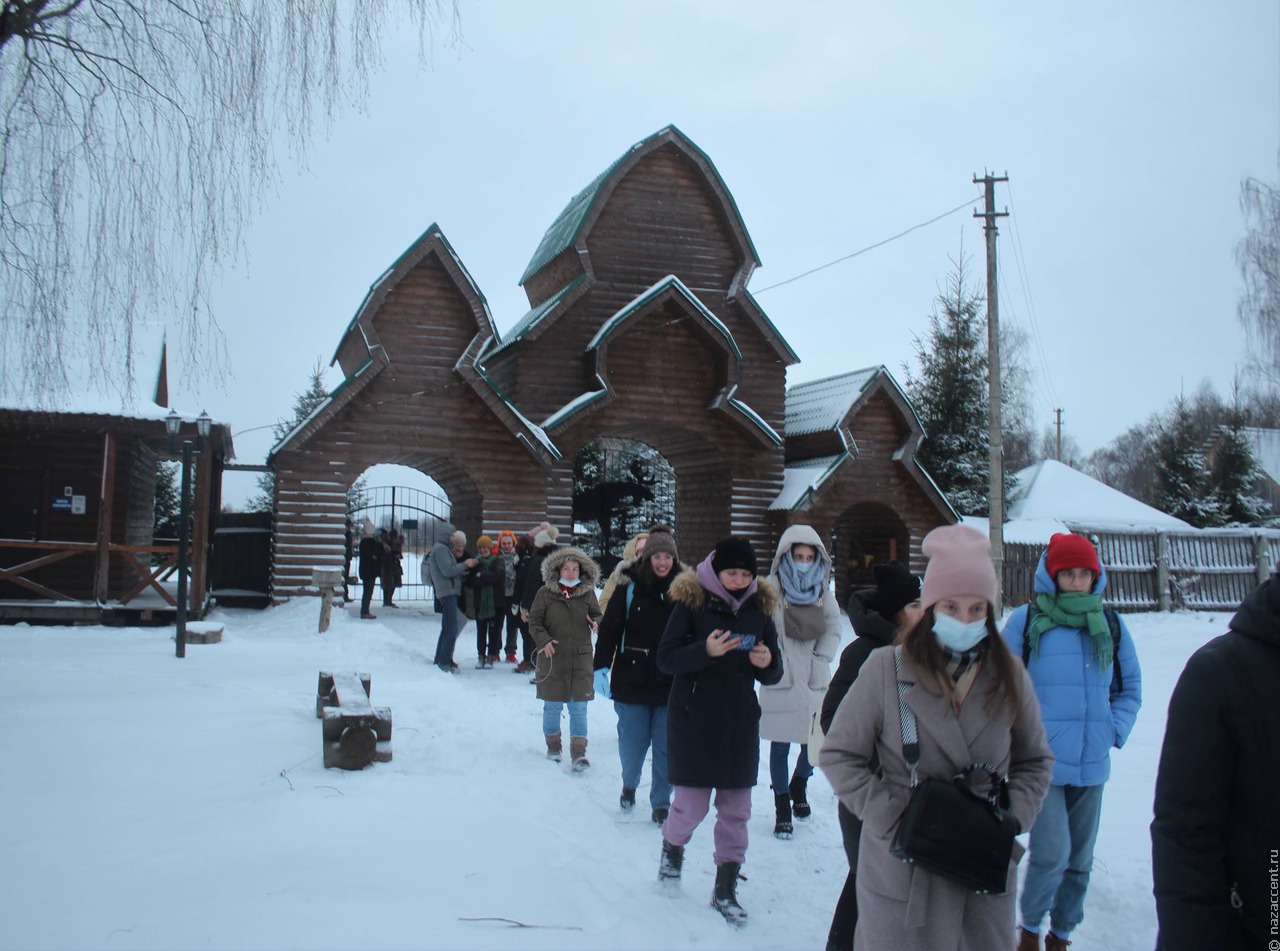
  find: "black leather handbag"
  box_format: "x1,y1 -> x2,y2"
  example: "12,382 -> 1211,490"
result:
888,648 -> 1019,894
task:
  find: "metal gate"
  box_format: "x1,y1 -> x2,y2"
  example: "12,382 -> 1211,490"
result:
350,486 -> 450,603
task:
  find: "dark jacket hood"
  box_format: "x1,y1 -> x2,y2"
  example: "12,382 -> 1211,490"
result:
846,587 -> 899,646
1229,576 -> 1280,649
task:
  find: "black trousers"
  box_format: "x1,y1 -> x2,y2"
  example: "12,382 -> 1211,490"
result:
828,801 -> 862,951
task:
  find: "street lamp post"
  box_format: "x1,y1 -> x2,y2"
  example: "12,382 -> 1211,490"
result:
165,410 -> 212,658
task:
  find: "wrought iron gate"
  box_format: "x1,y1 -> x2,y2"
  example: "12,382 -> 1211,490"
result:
350,486 -> 450,603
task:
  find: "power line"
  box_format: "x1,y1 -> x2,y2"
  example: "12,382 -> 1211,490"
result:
1004,183 -> 1061,410
752,194 -> 982,294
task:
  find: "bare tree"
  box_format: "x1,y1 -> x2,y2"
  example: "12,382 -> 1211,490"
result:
0,0 -> 460,404
1037,425 -> 1084,468
1237,174 -> 1280,389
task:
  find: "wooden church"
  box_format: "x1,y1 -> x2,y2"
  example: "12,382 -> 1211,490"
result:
269,126 -> 955,601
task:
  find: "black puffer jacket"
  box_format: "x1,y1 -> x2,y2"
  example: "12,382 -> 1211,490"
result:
820,588 -> 898,734
657,568 -> 783,789
1152,577 -> 1280,951
594,562 -> 682,707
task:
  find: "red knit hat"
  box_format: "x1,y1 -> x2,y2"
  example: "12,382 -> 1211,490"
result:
1045,533 -> 1101,578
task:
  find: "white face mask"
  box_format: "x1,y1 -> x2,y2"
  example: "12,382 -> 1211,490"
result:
932,612 -> 988,652
559,577 -> 581,588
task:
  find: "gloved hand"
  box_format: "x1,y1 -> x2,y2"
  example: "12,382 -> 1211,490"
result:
593,668 -> 611,700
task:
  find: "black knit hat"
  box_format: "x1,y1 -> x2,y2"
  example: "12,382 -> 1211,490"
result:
712,536 -> 758,576
873,561 -> 921,621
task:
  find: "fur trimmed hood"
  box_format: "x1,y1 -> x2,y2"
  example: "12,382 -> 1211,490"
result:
539,546 -> 601,588
668,567 -> 778,616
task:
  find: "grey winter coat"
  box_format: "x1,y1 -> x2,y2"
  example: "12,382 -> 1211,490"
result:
528,547 -> 603,704
759,524 -> 842,744
421,520 -> 469,599
819,645 -> 1053,951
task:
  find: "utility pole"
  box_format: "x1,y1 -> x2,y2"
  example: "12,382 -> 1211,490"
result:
974,171 -> 1008,614
1054,408 -> 1064,461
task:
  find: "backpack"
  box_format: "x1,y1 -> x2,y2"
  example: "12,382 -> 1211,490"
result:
1020,602 -> 1125,692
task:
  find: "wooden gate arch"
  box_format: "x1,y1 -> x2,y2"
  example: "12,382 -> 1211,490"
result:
267,127 -> 955,601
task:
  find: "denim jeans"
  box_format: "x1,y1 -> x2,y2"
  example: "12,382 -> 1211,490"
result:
769,741 -> 813,793
661,786 -> 752,865
614,701 -> 670,809
1019,783 -> 1106,939
433,594 -> 460,667
542,700 -> 588,736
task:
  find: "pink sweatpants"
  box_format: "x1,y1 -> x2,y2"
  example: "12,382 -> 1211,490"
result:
661,785 -> 753,865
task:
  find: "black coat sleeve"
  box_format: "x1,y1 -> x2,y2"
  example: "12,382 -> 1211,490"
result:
820,636 -> 879,734
594,584 -> 627,671
1150,648 -> 1237,950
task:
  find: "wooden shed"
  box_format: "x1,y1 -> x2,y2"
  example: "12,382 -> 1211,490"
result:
774,366 -> 957,605
0,374 -> 232,623
269,126 -> 954,598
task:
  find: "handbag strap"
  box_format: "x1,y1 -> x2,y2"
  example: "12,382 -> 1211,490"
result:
893,647 -> 1009,805
892,646 -> 921,786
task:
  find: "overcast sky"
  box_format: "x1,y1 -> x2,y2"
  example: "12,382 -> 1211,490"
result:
178,1 -> 1277,505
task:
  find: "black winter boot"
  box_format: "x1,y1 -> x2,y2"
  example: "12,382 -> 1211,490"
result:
790,775 -> 811,820
773,792 -> 794,839
658,839 -> 684,882
711,861 -> 748,925
620,786 -> 636,812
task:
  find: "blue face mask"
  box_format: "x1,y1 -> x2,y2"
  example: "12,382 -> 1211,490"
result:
790,559 -> 817,575
559,576 -> 581,588
932,611 -> 989,652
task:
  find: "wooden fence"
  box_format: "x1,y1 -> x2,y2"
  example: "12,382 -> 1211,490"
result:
1004,529 -> 1280,612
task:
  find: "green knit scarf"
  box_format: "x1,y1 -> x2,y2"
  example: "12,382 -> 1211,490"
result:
1027,591 -> 1112,666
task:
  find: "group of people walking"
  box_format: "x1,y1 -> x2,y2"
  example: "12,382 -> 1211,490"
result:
349,511 -> 1277,949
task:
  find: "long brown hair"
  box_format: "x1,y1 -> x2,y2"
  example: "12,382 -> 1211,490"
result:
900,605 -> 1023,719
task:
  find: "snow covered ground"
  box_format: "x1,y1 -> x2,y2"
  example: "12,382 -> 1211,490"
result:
0,598 -> 1231,950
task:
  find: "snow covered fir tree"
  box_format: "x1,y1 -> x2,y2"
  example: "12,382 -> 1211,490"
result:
904,258 -> 997,517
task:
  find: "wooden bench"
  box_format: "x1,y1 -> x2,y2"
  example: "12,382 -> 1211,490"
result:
316,671 -> 393,770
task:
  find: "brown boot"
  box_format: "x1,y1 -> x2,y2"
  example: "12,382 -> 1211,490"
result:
544,732 -> 562,762
1017,928 -> 1041,951
1044,933 -> 1071,951
570,735 -> 589,771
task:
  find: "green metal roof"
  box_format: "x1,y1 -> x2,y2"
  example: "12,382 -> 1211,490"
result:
518,125 -> 761,286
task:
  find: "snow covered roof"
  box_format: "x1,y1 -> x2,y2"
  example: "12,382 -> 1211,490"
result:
769,455 -> 846,510
785,367 -> 881,436
1009,459 -> 1192,531
0,323 -> 207,423
960,515 -> 1072,545
1243,427 -> 1280,484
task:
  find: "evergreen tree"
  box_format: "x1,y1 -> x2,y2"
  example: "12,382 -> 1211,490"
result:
1154,395 -> 1222,527
905,257 -> 992,517
572,438 -> 675,564
153,462 -> 181,539
248,360 -> 331,514
1209,401 -> 1268,525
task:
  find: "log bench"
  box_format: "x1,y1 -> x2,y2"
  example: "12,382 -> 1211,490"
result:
316,671 -> 393,770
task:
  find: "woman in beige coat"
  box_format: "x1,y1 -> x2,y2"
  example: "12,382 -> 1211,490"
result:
819,526 -> 1053,951
759,523 -> 842,837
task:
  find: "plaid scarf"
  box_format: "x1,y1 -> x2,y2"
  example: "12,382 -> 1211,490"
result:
941,641 -> 985,684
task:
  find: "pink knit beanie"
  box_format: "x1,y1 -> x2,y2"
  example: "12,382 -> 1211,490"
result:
919,525 -> 1000,609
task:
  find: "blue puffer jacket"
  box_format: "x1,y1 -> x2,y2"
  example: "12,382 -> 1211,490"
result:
1001,554 -> 1142,787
